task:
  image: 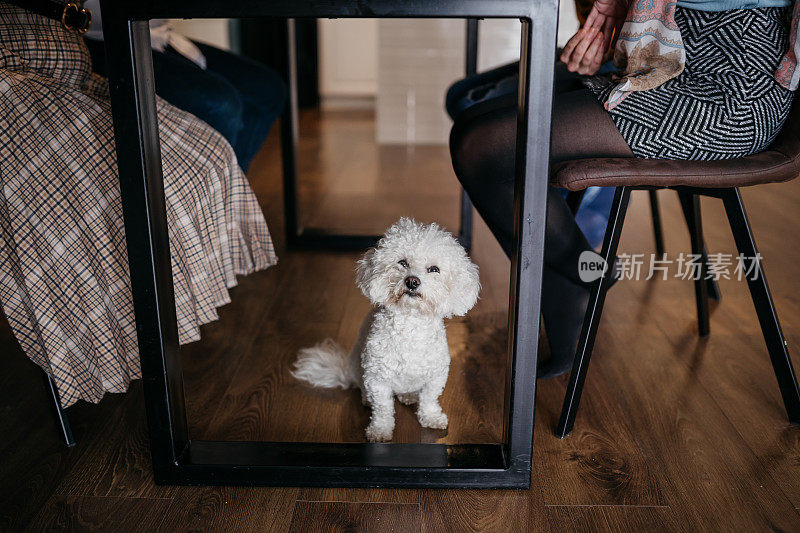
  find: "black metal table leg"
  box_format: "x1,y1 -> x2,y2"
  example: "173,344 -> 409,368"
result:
722,188 -> 800,424
503,8 -> 559,479
456,18 -> 480,251
102,12 -> 190,474
280,19 -> 301,248
102,0 -> 553,489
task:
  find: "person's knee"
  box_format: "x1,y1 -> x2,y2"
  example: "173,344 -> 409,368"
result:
446,78 -> 472,119
190,80 -> 244,143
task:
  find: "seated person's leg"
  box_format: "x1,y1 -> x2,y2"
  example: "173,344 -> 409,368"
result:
151,49 -> 245,153
85,38 -> 245,155
449,84 -> 632,377
194,42 -> 287,172
450,87 -> 630,259
445,61 -> 518,120
446,61 -> 585,121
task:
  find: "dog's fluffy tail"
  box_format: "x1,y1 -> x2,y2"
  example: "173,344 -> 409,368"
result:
291,338 -> 358,389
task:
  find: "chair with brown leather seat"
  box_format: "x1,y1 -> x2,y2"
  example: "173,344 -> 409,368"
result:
553,95 -> 800,439
453,21 -> 722,340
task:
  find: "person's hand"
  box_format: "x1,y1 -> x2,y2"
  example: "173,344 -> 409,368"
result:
561,27 -> 605,75
561,0 -> 627,75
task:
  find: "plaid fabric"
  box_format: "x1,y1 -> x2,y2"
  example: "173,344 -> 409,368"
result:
0,3 -> 277,407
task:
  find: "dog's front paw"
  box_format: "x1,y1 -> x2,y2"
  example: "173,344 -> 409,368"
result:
418,410 -> 448,430
365,422 -> 394,442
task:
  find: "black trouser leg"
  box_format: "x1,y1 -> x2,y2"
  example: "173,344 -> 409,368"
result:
556,186 -> 631,438
565,190 -> 586,216
722,188 -> 800,424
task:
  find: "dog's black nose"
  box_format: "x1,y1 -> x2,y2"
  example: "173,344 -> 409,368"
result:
405,276 -> 420,290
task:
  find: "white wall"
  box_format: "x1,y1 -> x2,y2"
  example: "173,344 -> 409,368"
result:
170,19 -> 231,50
319,19 -> 379,97
317,3 -> 580,144
375,19 -> 464,145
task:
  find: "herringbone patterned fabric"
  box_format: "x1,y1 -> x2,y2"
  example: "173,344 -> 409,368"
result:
587,7 -> 794,160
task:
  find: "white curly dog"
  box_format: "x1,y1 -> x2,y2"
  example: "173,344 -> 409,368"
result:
292,218 -> 480,442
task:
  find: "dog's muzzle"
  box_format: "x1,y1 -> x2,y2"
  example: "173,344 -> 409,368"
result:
402,276 -> 422,299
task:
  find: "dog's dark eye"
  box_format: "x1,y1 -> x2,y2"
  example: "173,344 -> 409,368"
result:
427,265 -> 439,273
398,259 -> 408,268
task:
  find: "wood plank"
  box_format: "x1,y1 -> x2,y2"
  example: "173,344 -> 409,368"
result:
419,489 -> 549,532
159,487 -> 297,532
545,506 -> 677,533
298,486 -> 420,505
580,207 -> 800,529
26,496 -> 171,532
437,311 -> 506,444
198,320 -> 350,443
534,372 -> 667,506
641,190 -> 800,510
289,501 -> 420,533
0,337 -> 106,529
181,268 -> 285,436
49,382 -> 176,499
263,251 -> 356,328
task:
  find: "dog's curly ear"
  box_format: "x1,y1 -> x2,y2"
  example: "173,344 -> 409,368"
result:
446,256 -> 480,318
356,248 -> 379,304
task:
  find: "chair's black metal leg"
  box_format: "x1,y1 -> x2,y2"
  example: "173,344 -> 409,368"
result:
678,192 -> 710,337
42,371 -> 76,447
556,186 -> 632,438
722,188 -> 800,424
566,190 -> 586,216
705,243 -> 722,302
675,191 -> 720,302
648,190 -> 665,257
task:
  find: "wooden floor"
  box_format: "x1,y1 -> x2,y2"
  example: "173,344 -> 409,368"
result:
2,108 -> 800,531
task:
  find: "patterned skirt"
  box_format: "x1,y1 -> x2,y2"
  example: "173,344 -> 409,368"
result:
0,5 -> 277,406
586,7 -> 795,160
